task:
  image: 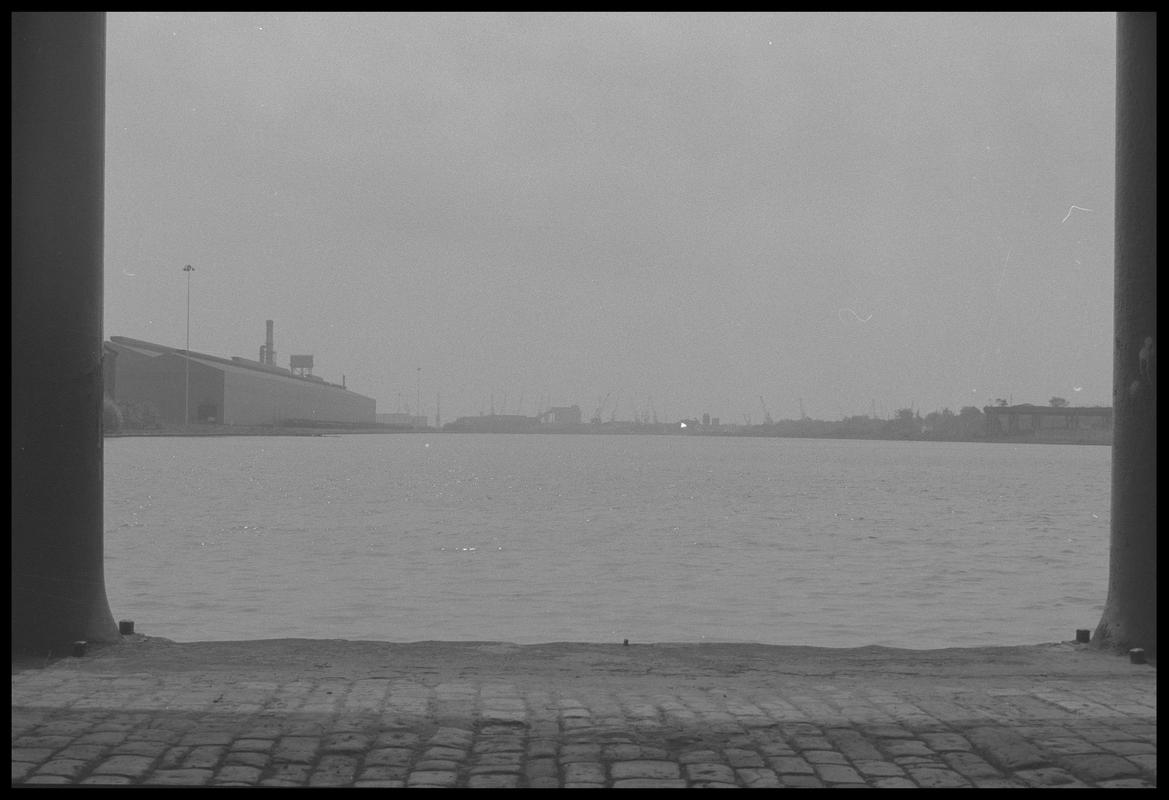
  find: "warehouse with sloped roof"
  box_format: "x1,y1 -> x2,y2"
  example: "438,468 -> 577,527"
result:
103,336 -> 375,426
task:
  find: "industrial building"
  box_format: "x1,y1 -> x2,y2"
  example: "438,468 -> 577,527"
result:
103,322 -> 375,427
443,414 -> 541,433
538,405 -> 583,426
983,403 -> 1112,444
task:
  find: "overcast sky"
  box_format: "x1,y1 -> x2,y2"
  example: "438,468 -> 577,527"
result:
104,12 -> 1116,423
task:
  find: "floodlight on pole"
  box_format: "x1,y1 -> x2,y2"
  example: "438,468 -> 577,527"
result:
183,264 -> 195,425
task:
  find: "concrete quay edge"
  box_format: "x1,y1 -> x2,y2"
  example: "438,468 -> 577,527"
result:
12,636 -> 1157,787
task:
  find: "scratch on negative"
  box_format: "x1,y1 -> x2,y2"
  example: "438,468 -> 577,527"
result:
838,308 -> 872,324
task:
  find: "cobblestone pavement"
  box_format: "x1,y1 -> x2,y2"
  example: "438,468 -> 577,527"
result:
12,638 -> 1156,787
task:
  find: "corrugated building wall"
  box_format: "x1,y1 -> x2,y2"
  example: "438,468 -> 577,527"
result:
115,352 -> 224,423
220,364 -> 374,425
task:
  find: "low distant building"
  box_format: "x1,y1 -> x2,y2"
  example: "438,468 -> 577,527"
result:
983,404 -> 1112,443
104,336 -> 375,426
444,414 -> 540,433
542,405 -> 582,426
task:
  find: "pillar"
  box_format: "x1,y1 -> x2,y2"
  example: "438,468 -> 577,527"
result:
1093,12 -> 1156,656
12,12 -> 120,654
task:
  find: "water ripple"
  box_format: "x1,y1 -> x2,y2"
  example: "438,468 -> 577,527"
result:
103,435 -> 1111,647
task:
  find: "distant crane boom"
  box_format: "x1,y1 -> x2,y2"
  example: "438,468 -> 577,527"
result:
592,391 -> 611,424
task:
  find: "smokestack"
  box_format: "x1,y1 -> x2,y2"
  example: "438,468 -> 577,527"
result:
265,319 -> 274,366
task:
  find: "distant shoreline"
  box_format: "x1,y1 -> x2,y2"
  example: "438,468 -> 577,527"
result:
104,426 -> 1110,445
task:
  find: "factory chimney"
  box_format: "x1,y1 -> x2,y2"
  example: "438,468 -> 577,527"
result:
265,320 -> 275,366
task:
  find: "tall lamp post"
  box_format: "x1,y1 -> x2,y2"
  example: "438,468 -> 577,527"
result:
183,264 -> 195,425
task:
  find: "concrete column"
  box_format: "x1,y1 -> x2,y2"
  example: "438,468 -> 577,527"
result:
12,12 -> 120,654
1094,12 -> 1156,656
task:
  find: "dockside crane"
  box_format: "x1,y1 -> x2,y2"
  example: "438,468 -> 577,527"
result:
759,396 -> 773,426
591,392 -> 611,425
